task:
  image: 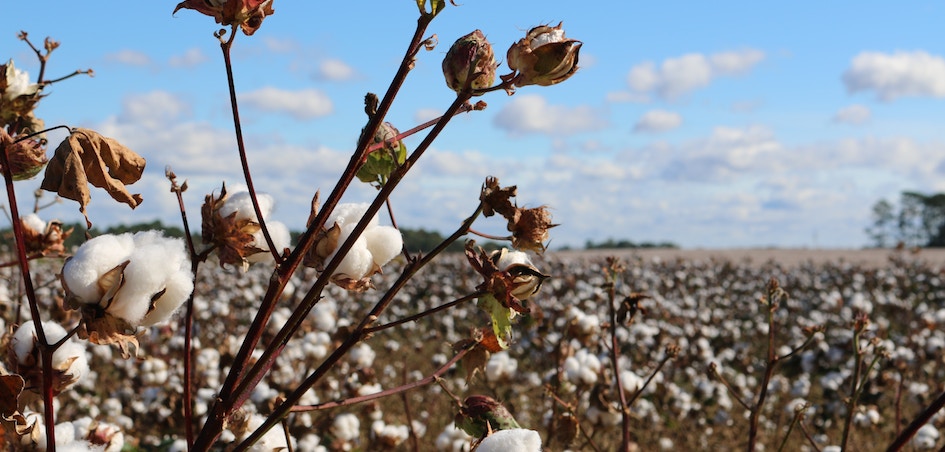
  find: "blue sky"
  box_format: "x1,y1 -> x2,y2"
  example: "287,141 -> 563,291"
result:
4,1 -> 945,249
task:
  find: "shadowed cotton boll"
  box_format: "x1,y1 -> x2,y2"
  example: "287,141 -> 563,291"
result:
324,203 -> 403,280
476,429 -> 542,452
12,321 -> 90,392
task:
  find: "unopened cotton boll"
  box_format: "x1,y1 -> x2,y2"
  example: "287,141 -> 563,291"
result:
476,429 -> 542,452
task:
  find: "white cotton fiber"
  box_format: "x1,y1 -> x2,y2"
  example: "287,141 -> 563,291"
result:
364,226 -> 403,267
476,428 -> 542,452
246,220 -> 291,263
330,224 -> 373,279
140,270 -> 194,326
108,232 -> 186,324
62,234 -> 136,303
55,340 -> 90,385
218,191 -> 274,222
21,213 -> 45,233
12,321 -> 68,365
327,203 -> 377,229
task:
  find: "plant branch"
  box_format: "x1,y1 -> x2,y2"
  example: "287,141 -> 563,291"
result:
289,341 -> 475,412
364,291 -> 484,335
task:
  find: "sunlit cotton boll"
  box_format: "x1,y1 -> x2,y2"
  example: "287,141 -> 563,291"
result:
12,321 -> 90,389
62,231 -> 193,326
476,429 -> 542,452
486,351 -> 518,381
325,203 -> 403,280
913,424 -> 940,450
564,349 -> 600,385
218,190 -> 291,262
435,424 -> 472,452
332,413 -> 361,442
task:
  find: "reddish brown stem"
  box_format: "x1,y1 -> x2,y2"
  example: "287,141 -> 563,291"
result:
219,31 -> 281,264
1,129 -> 56,450
363,291 -> 484,334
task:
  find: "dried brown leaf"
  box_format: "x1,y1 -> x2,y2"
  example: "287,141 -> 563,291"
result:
41,128 -> 145,227
0,375 -> 24,418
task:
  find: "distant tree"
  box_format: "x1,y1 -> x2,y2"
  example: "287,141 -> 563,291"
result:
865,199 -> 895,247
869,191 -> 945,248
584,238 -> 678,249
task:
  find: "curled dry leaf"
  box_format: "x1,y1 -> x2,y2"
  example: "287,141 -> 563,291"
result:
0,374 -> 24,419
41,128 -> 145,227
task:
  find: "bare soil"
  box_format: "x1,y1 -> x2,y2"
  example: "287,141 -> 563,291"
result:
551,247 -> 945,269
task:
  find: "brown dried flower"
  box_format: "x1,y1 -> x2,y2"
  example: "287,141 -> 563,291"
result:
174,0 -> 275,36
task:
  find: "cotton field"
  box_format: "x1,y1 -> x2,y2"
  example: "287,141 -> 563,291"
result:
1,247 -> 944,450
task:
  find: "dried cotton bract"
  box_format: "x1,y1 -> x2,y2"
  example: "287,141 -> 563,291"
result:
62,231 -> 193,355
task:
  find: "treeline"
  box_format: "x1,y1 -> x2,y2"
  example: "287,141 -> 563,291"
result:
866,191 -> 945,248
6,220 -> 670,253
577,238 -> 679,250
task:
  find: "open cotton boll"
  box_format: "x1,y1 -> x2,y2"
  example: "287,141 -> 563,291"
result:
108,232 -> 190,324
246,220 -> 291,263
476,429 -> 542,452
55,340 -> 90,383
140,270 -> 195,326
62,234 -> 136,303
364,226 -> 403,267
12,320 -> 68,365
21,213 -> 46,233
327,203 -> 378,229
329,224 -> 373,279
218,191 -> 275,222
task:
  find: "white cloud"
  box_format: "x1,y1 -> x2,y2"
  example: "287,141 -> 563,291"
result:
413,108 -> 441,124
120,91 -> 192,127
492,94 -> 605,135
634,110 -> 682,133
316,58 -> 355,81
832,104 -> 871,125
239,87 -> 333,119
262,36 -> 298,53
843,51 -> 945,101
169,48 -> 208,68
621,49 -> 766,101
104,50 -> 152,67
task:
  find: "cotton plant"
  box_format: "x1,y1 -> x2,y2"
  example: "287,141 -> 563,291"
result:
475,428 -> 542,452
61,231 -> 193,356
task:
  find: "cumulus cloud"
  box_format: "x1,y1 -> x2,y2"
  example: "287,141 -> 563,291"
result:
832,104 -> 871,125
169,48 -> 208,68
316,58 -> 356,81
239,87 -> 333,119
661,125 -> 783,182
843,51 -> 945,101
413,108 -> 441,124
104,50 -> 152,67
621,49 -> 765,101
493,94 -> 605,135
634,110 -> 682,133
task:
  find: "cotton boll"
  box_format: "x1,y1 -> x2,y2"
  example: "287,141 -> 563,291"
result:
218,191 -> 275,222
563,349 -> 600,385
21,213 -> 45,233
332,413 -> 361,442
62,233 -> 135,303
328,203 -> 377,229
12,320 -> 68,365
330,224 -> 373,279
435,424 -> 472,452
486,351 -> 518,381
140,269 -> 194,326
364,226 -> 403,267
55,340 -> 90,385
476,429 -> 542,452
109,232 -> 190,324
620,370 -> 643,394
349,343 -> 376,368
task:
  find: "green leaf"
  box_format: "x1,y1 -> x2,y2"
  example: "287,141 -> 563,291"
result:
477,294 -> 512,350
416,0 -> 446,17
